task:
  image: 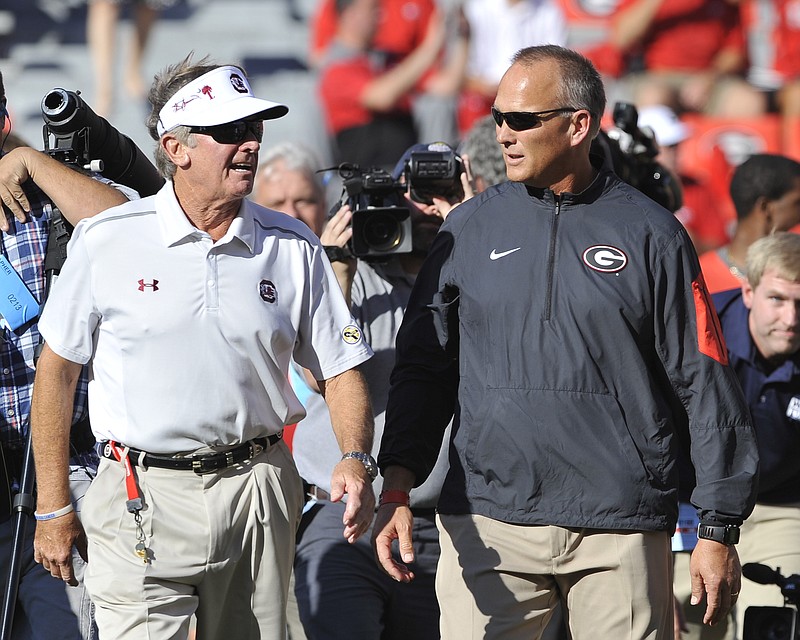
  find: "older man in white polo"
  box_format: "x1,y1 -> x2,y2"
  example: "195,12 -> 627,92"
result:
29,55 -> 376,639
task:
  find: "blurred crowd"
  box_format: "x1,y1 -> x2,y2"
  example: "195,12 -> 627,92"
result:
304,0 -> 800,256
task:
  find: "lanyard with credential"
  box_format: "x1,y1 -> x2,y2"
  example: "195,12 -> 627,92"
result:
0,254 -> 40,331
107,441 -> 149,563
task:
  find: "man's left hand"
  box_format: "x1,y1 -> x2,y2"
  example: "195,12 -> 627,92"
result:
689,538 -> 741,626
0,147 -> 35,230
329,457 -> 376,543
33,512 -> 88,587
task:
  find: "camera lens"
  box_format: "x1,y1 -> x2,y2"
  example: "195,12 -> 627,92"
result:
360,211 -> 403,252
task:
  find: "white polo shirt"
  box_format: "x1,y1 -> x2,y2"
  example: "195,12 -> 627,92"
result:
39,182 -> 372,454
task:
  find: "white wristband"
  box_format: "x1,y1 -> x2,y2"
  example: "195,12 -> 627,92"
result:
34,503 -> 74,521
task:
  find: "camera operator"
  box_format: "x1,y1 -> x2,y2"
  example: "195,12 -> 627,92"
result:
0,69 -> 134,639
286,142 -> 466,640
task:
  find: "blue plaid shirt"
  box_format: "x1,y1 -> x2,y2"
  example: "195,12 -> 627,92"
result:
0,165 -> 89,453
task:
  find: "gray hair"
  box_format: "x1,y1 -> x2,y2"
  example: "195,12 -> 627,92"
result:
511,45 -> 606,138
146,53 -> 239,179
258,141 -> 323,189
459,115 -> 506,188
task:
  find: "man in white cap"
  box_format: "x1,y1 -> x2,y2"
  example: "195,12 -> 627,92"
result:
28,55 -> 377,639
638,104 -> 732,253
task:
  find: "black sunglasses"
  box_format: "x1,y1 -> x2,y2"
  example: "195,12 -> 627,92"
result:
491,106 -> 578,131
189,120 -> 264,144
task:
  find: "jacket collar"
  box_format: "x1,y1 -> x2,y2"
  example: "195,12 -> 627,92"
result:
523,152 -> 615,206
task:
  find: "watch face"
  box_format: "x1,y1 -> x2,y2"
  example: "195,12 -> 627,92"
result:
344,452 -> 378,480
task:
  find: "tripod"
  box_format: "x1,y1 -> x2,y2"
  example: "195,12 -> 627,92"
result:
0,208 -> 71,640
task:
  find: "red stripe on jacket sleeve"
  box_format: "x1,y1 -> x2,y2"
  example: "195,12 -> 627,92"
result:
692,272 -> 729,366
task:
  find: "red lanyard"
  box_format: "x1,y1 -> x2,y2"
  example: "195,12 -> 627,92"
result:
108,441 -> 149,562
108,441 -> 144,512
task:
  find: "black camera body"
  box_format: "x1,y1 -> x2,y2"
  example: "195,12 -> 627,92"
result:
41,88 -> 164,197
743,563 -> 800,640
338,164 -> 412,259
744,606 -> 798,640
404,147 -> 464,206
596,102 -> 683,213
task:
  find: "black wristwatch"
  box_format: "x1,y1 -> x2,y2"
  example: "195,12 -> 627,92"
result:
341,451 -> 378,482
697,523 -> 741,545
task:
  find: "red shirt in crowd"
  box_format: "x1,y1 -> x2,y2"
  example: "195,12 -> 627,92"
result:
676,175 -> 734,253
310,0 -> 436,63
615,0 -> 746,72
699,249 -> 744,294
772,0 -> 800,79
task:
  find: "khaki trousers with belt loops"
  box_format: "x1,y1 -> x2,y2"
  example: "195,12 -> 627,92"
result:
81,440 -> 304,640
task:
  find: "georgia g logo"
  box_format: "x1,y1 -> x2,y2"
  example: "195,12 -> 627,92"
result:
582,245 -> 628,273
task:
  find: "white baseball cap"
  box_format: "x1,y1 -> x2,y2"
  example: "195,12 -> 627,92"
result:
156,66 -> 288,136
637,105 -> 689,147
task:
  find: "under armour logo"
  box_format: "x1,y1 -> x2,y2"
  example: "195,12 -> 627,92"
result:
138,279 -> 159,292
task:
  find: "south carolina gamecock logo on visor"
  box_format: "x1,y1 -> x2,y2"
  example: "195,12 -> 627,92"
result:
230,73 -> 248,94
342,325 -> 362,345
582,245 -> 628,273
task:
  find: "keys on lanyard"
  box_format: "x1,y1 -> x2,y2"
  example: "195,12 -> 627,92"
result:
107,442 -> 149,563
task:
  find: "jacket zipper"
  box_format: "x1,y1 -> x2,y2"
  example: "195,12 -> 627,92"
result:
544,197 -> 561,321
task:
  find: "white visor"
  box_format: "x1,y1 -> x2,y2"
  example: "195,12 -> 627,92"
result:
156,66 -> 288,136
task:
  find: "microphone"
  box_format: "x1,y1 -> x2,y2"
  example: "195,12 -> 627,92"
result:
743,563 -> 786,586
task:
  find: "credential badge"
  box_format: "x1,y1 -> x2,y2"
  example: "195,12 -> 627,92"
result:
787,396 -> 800,422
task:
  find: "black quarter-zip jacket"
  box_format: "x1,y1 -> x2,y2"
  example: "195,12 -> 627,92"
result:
380,165 -> 759,532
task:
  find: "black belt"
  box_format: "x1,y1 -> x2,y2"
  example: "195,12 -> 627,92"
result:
99,433 -> 282,475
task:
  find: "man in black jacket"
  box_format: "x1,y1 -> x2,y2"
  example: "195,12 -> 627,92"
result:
372,44 -> 759,640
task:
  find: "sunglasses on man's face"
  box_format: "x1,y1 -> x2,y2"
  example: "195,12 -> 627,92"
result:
189,120 -> 264,144
491,106 -> 578,131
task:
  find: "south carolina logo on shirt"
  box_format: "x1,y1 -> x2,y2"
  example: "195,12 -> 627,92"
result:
259,279 -> 277,304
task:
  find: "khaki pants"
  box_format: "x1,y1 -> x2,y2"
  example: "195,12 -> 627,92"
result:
436,514 -> 673,640
82,441 -> 303,640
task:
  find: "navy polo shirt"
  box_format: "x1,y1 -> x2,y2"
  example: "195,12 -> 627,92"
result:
713,288 -> 800,504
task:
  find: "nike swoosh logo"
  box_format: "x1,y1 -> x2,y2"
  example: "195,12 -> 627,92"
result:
489,247 -> 522,260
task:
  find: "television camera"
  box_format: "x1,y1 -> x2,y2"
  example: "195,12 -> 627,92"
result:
333,144 -> 463,259
742,562 -> 800,640
596,101 -> 683,213
41,88 -> 164,197
404,143 -> 464,206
